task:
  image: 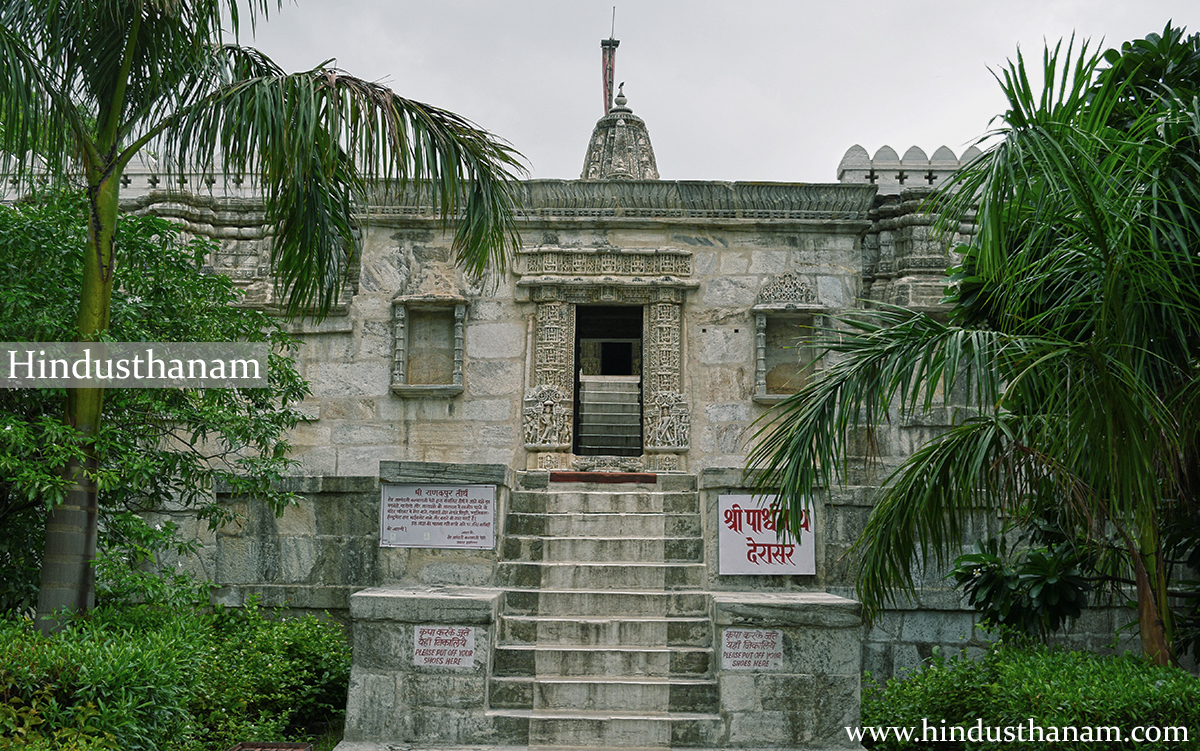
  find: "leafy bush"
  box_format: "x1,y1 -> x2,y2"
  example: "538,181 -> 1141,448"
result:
862,639 -> 1200,749
0,600 -> 350,751
951,536 -> 1091,638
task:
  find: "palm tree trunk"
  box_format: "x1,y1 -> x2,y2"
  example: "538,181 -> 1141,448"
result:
34,454 -> 98,633
34,174 -> 118,634
1129,526 -> 1173,666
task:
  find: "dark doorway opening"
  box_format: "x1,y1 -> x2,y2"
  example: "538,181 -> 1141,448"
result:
574,305 -> 643,456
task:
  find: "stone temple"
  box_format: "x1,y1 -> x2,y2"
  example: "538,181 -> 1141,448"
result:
53,40 -> 1127,751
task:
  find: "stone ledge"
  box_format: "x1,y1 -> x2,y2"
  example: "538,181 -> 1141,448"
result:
713,591 -> 862,629
350,586 -> 502,624
380,460 -> 511,487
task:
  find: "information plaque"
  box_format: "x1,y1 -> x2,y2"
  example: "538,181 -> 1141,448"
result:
717,494 -> 815,575
380,483 -> 495,549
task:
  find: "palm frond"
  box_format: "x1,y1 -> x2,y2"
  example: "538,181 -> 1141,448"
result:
159,55 -> 526,315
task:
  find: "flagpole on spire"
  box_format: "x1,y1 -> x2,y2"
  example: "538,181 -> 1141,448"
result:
601,8 -> 619,114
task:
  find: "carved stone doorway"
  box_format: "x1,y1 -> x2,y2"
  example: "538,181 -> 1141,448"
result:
523,286 -> 692,472
574,305 -> 643,456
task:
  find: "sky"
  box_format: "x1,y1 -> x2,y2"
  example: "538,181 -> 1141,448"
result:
245,0 -> 1197,183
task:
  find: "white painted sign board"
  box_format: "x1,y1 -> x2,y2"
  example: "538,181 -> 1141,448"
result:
413,626 -> 476,669
721,628 -> 784,670
380,483 -> 495,549
718,494 -> 815,575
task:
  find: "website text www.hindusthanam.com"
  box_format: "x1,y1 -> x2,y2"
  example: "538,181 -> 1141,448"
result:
1,343 -> 268,388
848,718 -> 1189,744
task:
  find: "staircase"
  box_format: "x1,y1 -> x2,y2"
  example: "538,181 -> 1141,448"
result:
575,376 -> 642,456
492,475 -> 722,749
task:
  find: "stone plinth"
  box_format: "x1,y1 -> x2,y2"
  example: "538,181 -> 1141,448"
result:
713,592 -> 863,749
341,586 -> 527,747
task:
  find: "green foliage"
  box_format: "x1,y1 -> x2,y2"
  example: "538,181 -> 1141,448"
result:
0,191 -> 308,616
747,25 -> 1200,662
951,537 -> 1090,638
862,641 -> 1200,750
0,600 -> 350,751
190,601 -> 352,749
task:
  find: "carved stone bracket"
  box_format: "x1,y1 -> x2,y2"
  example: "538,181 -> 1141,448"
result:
523,385 -> 572,450
644,391 -> 690,452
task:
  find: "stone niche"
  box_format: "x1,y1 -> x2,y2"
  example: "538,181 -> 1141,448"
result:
391,294 -> 466,397
752,272 -> 826,404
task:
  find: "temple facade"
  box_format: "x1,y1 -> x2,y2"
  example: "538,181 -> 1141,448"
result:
96,61 -> 1130,751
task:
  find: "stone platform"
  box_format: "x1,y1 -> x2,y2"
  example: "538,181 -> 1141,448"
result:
336,474 -> 863,751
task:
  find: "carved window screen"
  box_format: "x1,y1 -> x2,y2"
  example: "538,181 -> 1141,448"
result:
391,297 -> 466,397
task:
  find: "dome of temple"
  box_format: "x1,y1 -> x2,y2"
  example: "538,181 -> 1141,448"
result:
580,84 -> 659,180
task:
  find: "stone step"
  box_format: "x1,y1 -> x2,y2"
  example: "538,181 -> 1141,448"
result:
539,677 -> 718,713
499,615 -> 712,647
549,562 -> 709,590
488,676 -> 717,714
498,562 -> 705,590
525,709 -> 723,748
577,435 -> 642,448
578,401 -> 641,414
500,536 -> 704,564
580,383 -> 641,394
493,645 -> 713,678
510,490 -> 700,515
503,589 -> 708,618
514,474 -> 697,493
506,512 -> 701,538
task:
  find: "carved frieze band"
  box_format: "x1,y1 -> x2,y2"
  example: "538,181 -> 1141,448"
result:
528,282 -> 691,305
521,248 -> 692,277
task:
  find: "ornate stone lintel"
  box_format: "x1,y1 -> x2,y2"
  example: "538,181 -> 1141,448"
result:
644,391 -> 690,452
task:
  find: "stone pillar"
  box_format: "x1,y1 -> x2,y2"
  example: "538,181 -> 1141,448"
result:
643,294 -> 689,472
524,299 -> 575,469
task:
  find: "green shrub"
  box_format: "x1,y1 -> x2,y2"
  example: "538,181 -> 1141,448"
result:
190,601 -> 351,750
862,639 -> 1200,749
0,601 -> 350,751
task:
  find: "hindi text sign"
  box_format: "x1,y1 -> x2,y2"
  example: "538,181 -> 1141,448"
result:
413,626 -> 476,669
718,494 -> 815,575
380,483 -> 495,549
721,628 -> 784,670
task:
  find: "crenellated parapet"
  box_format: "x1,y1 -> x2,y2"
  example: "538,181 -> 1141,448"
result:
837,144 -> 981,196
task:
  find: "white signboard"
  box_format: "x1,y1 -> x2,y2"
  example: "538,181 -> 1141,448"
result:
718,494 -> 815,575
413,626 -> 476,669
721,628 -> 784,670
380,483 -> 495,549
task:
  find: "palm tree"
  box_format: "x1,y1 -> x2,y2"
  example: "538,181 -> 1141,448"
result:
0,0 -> 525,633
748,29 -> 1200,666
